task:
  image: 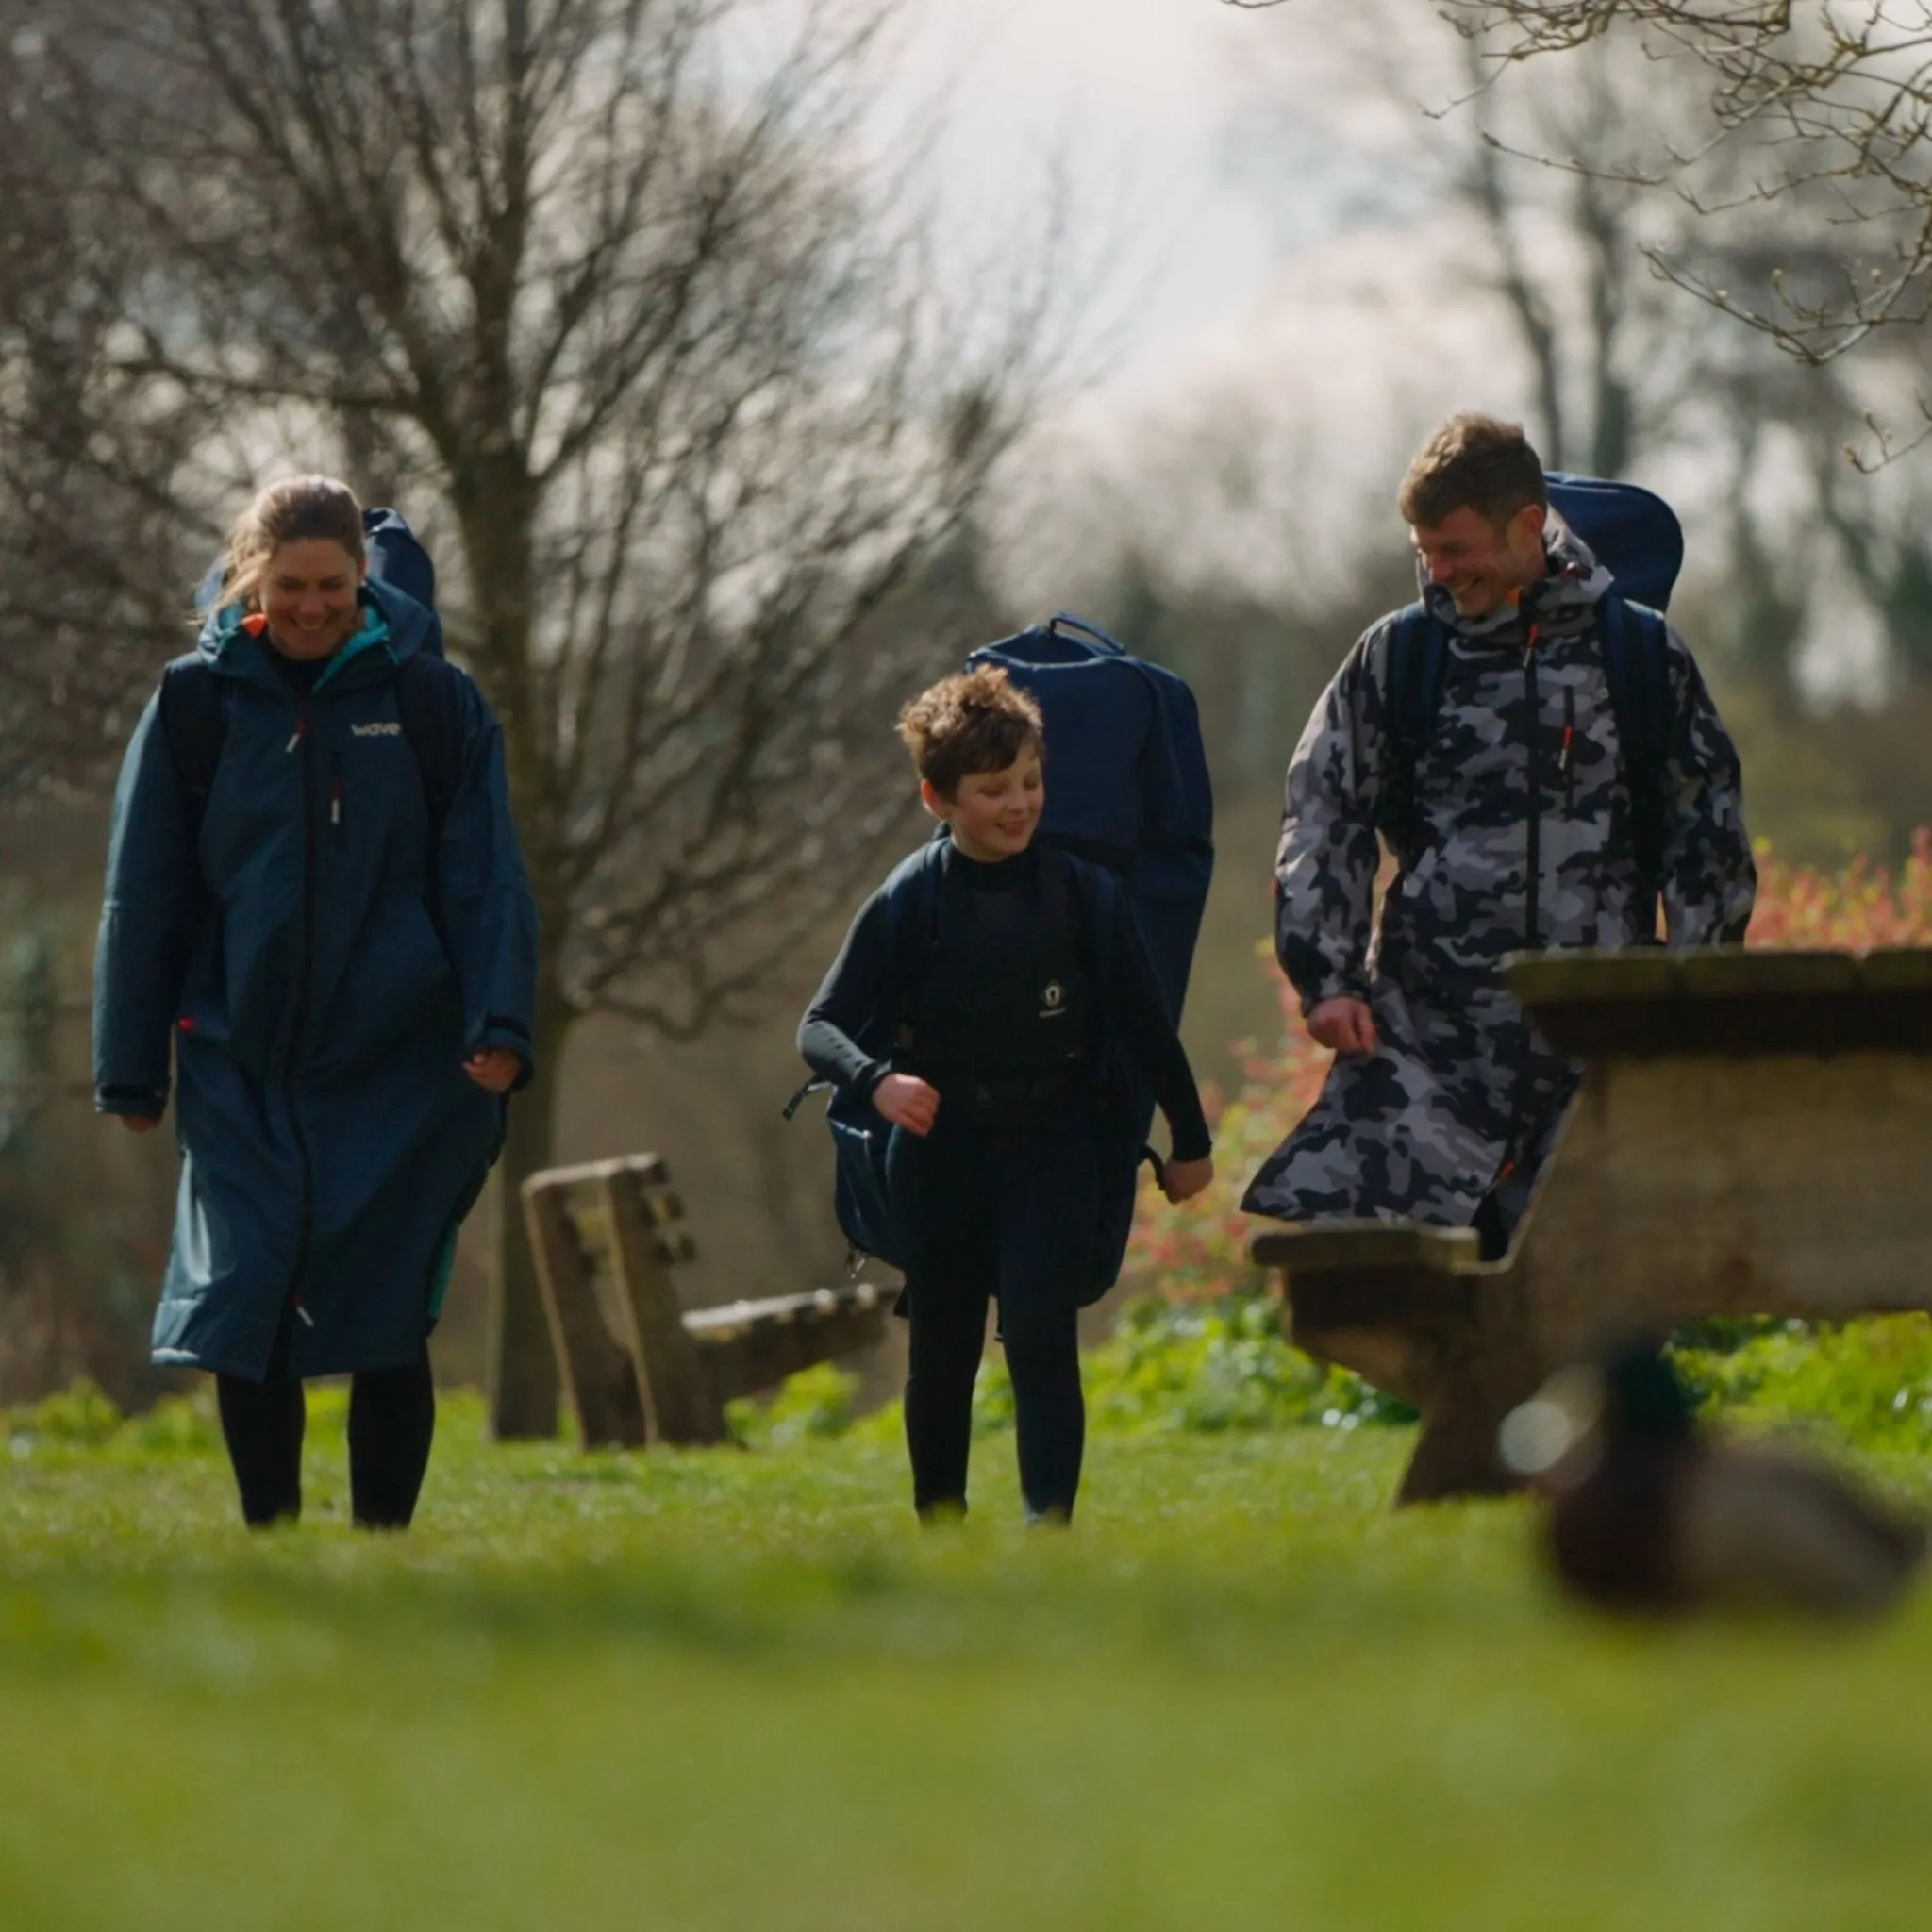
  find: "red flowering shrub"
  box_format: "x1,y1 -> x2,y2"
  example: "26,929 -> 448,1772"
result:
1124,832 -> 1932,1301
1746,827 -> 1932,948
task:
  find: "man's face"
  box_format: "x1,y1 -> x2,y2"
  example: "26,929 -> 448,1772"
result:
924,749 -> 1044,862
1411,502 -> 1547,620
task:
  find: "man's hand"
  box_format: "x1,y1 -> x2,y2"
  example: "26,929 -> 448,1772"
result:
117,1115 -> 161,1134
463,1047 -> 524,1093
1307,996 -> 1379,1057
873,1073 -> 940,1137
1161,1155 -> 1214,1205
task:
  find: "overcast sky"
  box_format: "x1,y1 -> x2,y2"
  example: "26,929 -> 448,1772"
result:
903,0 -> 1291,359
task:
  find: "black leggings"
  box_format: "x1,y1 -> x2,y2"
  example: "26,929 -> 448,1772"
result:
889,1114 -> 1095,1523
216,1317 -> 436,1529
905,1286 -> 1083,1522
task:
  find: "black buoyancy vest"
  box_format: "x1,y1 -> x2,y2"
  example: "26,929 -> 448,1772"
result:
906,854 -> 1091,1086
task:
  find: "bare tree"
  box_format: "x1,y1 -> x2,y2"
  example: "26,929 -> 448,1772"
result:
0,6 -> 219,801
18,0 -> 1069,1434
1226,4 -> 1932,366
1226,2 -> 1932,699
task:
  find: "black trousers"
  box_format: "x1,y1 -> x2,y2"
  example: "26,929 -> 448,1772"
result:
887,1111 -> 1096,1522
215,1309 -> 436,1530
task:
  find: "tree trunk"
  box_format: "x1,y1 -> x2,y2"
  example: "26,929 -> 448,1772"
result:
454,470 -> 560,1440
487,974 -> 574,1440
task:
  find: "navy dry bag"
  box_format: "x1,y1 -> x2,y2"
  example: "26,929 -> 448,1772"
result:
967,614 -> 1213,1026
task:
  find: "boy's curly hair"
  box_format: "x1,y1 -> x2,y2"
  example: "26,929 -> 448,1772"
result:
897,665 -> 1044,798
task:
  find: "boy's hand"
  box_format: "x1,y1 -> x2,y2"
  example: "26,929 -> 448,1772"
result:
464,1047 -> 523,1093
1161,1155 -> 1213,1204
874,1073 -> 940,1137
1307,996 -> 1378,1056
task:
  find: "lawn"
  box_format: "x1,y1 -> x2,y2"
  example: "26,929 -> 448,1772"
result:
4,1392 -> 1931,1931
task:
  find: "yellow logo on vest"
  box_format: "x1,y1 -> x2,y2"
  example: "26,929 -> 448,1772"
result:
1040,980 -> 1067,1020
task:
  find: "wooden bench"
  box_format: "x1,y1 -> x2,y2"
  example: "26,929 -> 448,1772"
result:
1250,948 -> 1932,1505
521,1155 -> 891,1450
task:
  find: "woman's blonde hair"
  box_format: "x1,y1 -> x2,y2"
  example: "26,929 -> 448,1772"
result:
219,475 -> 365,610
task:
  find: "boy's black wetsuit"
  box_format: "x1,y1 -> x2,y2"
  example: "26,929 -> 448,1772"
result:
801,839 -> 1209,1521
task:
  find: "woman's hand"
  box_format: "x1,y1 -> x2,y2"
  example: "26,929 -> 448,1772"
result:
873,1073 -> 940,1137
463,1047 -> 524,1094
1161,1155 -> 1214,1205
117,1116 -> 161,1134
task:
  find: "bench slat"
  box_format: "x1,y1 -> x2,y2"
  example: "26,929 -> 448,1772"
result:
600,1164 -> 728,1446
1248,1221 -> 1480,1274
690,1287 -> 891,1405
522,1175 -> 648,1448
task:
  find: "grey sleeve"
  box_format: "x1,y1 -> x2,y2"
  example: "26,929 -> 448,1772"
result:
1274,625 -> 1388,1014
1658,626 -> 1757,947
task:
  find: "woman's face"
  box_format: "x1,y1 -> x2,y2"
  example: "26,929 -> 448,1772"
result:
258,539 -> 364,660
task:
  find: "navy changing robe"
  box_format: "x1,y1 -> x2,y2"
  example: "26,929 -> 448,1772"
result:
93,582 -> 538,1380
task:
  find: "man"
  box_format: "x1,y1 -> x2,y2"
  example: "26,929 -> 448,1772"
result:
1241,413 -> 1755,1251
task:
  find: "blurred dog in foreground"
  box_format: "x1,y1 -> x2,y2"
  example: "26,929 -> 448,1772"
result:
1499,1341 -> 1924,1617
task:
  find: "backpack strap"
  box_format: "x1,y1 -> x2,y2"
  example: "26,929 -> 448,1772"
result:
1058,847 -> 1163,1177
884,840 -> 946,1058
1376,602 -> 1451,864
391,649 -> 466,846
1598,596 -> 1674,931
1057,849 -> 1118,1020
155,658 -> 228,850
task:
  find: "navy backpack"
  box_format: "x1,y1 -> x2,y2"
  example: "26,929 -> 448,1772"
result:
1380,474 -> 1683,923
968,613 -> 1214,1025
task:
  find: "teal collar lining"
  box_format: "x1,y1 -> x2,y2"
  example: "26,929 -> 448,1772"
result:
313,602 -> 393,691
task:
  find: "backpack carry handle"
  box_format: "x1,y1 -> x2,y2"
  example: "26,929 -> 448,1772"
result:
1048,612 -> 1128,656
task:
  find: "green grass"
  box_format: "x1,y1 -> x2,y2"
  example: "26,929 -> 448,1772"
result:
5,1394 -> 1932,1930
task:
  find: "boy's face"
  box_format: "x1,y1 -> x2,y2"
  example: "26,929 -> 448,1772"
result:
923,748 -> 1044,862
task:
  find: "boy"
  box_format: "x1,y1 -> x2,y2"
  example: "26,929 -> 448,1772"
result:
799,667 -> 1213,1524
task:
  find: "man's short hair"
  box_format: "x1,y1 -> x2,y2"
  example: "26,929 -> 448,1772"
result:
897,665 -> 1044,797
1398,413 -> 1549,531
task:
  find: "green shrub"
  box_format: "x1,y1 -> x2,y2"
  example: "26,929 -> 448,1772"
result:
728,1362 -> 860,1449
123,1390 -> 223,1454
1084,1293 -> 1414,1434
1674,1315 -> 1932,1453
2,1378 -> 124,1448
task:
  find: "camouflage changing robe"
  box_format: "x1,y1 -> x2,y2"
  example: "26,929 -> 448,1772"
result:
1241,525 -> 1756,1233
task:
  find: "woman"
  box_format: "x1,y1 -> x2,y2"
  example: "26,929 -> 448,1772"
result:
93,475 -> 538,1529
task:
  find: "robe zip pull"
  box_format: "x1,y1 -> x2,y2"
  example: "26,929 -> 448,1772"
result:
286,716 -> 308,755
